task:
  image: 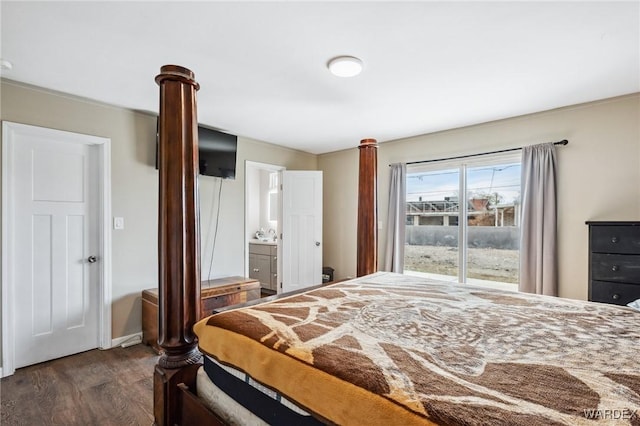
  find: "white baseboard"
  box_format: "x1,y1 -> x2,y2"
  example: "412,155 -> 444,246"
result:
1,335 -> 143,377
111,332 -> 143,348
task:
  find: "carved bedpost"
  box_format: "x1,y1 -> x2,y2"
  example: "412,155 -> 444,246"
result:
357,138 -> 378,276
153,65 -> 202,426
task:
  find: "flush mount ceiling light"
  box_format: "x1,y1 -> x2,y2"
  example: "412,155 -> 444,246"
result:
0,59 -> 13,70
327,56 -> 363,77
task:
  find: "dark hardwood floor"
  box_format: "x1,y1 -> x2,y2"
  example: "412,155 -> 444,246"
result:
1,344 -> 159,426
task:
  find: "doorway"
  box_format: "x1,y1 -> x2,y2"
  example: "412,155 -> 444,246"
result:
245,161 -> 284,295
1,122 -> 112,377
244,162 -> 323,294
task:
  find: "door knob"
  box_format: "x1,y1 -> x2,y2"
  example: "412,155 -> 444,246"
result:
315,241 -> 321,247
87,256 -> 97,263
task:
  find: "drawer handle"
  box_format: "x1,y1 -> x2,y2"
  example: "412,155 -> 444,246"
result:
612,293 -> 620,300
253,268 -> 260,272
611,236 -> 619,243
611,265 -> 620,272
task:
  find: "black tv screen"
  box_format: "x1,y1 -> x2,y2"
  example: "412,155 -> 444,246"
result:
198,126 -> 237,179
156,122 -> 237,180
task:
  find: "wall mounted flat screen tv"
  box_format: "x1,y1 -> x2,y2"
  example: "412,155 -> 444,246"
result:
156,122 -> 238,180
197,126 -> 238,179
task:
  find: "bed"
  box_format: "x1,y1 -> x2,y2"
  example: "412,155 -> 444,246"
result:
197,272 -> 640,425
152,65 -> 640,425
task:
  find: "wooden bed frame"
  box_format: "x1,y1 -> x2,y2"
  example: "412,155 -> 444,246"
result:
152,65 -> 378,425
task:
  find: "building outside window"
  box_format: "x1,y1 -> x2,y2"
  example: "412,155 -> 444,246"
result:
403,153 -> 521,289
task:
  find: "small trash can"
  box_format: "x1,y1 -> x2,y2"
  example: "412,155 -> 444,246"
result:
322,267 -> 334,283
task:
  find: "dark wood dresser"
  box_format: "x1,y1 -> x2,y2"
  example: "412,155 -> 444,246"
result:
586,221 -> 640,306
142,276 -> 260,352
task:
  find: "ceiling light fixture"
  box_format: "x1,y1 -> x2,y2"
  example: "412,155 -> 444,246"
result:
0,59 -> 13,70
327,56 -> 363,77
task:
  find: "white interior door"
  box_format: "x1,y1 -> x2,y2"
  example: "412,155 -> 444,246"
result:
5,124 -> 101,369
280,170 -> 322,293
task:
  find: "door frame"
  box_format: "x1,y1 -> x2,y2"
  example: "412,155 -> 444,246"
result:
244,161 -> 285,283
1,121 -> 112,377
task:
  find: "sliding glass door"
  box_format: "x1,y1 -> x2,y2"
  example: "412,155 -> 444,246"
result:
404,154 -> 521,288
405,167 -> 460,280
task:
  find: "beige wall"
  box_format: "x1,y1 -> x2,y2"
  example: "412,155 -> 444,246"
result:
320,94 -> 640,301
317,147 -> 360,280
200,137 -> 317,283
0,80 -> 316,358
1,77 -> 638,366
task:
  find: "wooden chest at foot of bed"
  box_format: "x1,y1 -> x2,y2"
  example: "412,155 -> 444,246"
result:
142,276 -> 260,353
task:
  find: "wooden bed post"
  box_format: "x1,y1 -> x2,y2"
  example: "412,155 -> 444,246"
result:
153,65 -> 202,426
357,138 -> 378,276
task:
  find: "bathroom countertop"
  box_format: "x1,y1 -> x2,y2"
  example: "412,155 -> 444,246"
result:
249,239 -> 277,246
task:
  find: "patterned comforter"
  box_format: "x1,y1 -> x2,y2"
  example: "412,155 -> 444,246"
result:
194,272 -> 640,425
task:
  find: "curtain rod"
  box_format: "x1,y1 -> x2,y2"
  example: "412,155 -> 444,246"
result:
398,139 -> 568,166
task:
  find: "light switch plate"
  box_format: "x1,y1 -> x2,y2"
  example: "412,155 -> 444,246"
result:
113,217 -> 125,230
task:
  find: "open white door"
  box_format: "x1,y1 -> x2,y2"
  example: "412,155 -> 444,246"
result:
279,171 -> 322,293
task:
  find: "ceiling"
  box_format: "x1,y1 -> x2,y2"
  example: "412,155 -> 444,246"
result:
2,1 -> 639,155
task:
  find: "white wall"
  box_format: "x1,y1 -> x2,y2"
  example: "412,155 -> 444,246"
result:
0,80 -> 317,356
259,169 -> 272,231
320,94 -> 640,301
245,166 -> 261,241
243,165 -> 278,247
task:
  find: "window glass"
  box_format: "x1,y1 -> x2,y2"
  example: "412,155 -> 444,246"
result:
404,155 -> 520,289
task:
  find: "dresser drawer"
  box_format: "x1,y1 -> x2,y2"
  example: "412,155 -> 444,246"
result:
590,280 -> 640,306
249,243 -> 276,256
591,253 -> 640,283
590,225 -> 640,254
201,293 -> 242,316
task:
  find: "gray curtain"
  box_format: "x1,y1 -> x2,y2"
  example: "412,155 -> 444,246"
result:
384,163 -> 406,272
519,143 -> 558,295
